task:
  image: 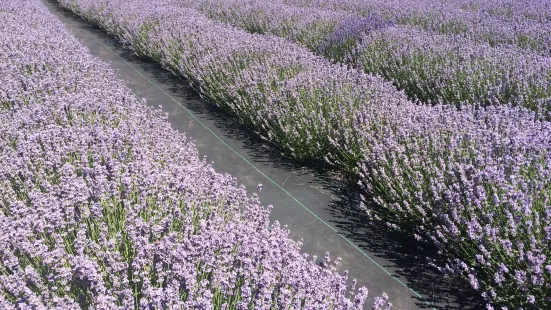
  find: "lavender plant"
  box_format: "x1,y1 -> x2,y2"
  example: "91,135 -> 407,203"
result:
198,0 -> 343,49
0,0 -> 384,308
316,15 -> 393,65
194,0 -> 551,114
455,0 -> 551,23
197,0 -> 347,54
355,100 -> 551,308
281,0 -> 551,57
193,0 -> 392,67
355,26 -> 551,112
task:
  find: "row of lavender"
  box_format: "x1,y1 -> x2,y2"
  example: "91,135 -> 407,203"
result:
281,0 -> 551,56
281,0 -> 551,23
0,0 -> 387,308
57,0 -> 551,307
195,0 -> 551,115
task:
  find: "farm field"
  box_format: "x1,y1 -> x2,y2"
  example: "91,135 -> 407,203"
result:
0,0 -> 395,308
2,0 -> 551,309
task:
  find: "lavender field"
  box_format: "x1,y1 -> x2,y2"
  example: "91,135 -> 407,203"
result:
0,0 -> 393,308
2,0 -> 551,308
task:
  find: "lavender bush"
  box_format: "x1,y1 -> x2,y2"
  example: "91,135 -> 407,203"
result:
194,0 -> 551,114
196,0 -> 389,62
355,26 -> 551,112
0,0 -> 387,308
56,0 -> 551,307
197,0 -> 347,51
355,98 -> 551,309
281,0 -> 551,57
455,0 -> 551,23
316,15 -> 392,65
194,0 -> 387,61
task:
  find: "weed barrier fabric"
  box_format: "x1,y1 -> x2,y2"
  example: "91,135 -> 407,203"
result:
42,1 -> 483,309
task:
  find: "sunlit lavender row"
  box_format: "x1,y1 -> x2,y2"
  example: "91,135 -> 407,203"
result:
280,0 -> 551,57
0,0 -> 394,308
282,0 -> 551,23
355,98 -> 551,309
57,0 -> 551,307
195,0 -> 551,114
